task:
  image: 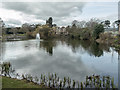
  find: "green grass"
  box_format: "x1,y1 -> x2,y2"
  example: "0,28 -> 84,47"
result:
2,76 -> 45,88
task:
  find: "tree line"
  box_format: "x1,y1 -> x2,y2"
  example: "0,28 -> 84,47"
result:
0,17 -> 120,40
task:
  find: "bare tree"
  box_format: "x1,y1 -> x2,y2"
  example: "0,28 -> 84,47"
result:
86,18 -> 101,30
78,20 -> 86,28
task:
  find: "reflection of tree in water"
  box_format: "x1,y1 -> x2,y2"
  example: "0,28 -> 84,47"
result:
39,39 -> 111,57
0,42 -> 3,61
99,43 -> 110,52
89,42 -> 103,57
118,50 -> 120,60
118,50 -> 120,89
66,39 -> 82,53
40,40 -> 56,56
0,42 -> 6,61
65,39 -> 110,57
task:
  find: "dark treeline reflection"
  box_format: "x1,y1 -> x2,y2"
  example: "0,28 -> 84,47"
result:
40,39 -> 56,55
39,39 -> 111,57
64,39 -> 111,57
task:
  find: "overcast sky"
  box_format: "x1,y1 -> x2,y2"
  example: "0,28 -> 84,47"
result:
0,0 -> 119,27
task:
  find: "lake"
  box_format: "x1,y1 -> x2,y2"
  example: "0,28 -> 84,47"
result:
0,39 -> 119,85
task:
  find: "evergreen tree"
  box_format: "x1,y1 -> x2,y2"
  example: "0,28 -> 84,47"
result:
93,24 -> 104,39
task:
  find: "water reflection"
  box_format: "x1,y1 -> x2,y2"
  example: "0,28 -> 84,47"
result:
1,39 -> 118,84
66,40 -> 104,57
118,51 -> 120,89
40,40 -> 56,56
39,39 -> 111,57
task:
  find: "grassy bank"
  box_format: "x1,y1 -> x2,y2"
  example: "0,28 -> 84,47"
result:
2,76 -> 45,88
1,62 -> 117,89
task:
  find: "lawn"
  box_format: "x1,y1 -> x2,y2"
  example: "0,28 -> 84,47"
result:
2,76 -> 45,88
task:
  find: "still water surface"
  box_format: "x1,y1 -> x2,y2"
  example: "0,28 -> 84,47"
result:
1,39 -> 118,84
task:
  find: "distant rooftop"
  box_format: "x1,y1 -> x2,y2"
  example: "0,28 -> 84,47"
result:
104,28 -> 118,31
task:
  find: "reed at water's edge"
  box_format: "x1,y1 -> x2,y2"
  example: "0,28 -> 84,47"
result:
0,62 -> 117,88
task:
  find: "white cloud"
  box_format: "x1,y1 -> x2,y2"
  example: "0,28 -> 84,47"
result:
0,7 -> 47,26
0,1 -> 118,26
0,2 -> 85,26
1,0 -> 119,2
2,2 -> 85,17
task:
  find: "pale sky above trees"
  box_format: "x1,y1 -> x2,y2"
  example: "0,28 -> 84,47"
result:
0,0 -> 119,27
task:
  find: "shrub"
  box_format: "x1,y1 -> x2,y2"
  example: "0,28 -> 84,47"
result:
93,24 -> 104,39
